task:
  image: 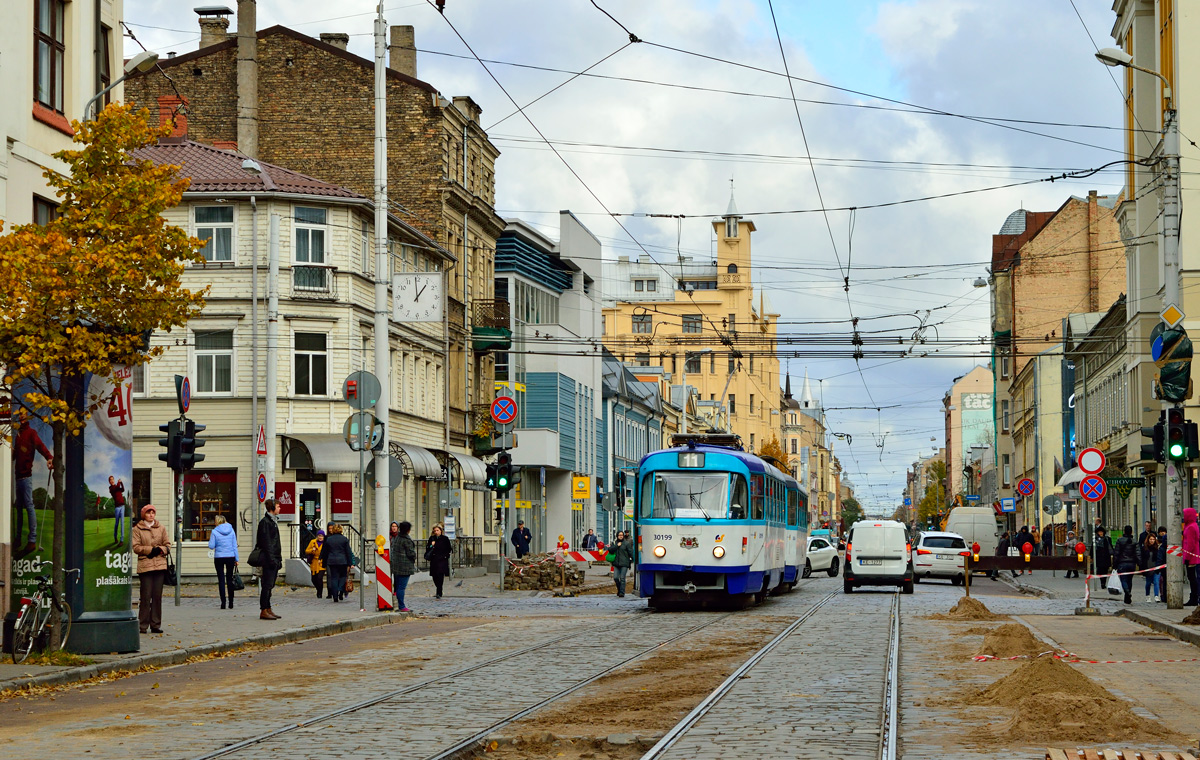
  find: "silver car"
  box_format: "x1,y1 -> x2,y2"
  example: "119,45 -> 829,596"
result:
912,531 -> 968,584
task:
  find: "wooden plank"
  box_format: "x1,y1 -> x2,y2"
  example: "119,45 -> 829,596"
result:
1046,750 -> 1071,760
1102,751 -> 1121,760
1177,753 -> 1197,760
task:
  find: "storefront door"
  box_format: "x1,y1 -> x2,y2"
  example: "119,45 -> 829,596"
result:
297,483 -> 325,557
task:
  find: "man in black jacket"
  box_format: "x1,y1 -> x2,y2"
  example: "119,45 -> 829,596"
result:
511,520 -> 532,558
1093,527 -> 1113,588
991,532 -> 1016,580
1113,525 -> 1139,605
256,499 -> 283,620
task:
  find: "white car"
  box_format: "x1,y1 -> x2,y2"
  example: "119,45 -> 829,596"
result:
844,520 -> 913,594
804,536 -> 840,577
912,531 -> 968,585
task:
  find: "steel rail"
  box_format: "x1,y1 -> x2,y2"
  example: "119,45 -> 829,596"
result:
424,612 -> 738,760
879,590 -> 901,760
190,615 -> 644,760
638,590 -> 839,760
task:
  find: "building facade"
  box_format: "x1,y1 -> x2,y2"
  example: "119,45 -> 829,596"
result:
496,214 -> 604,554
943,366 -> 994,501
601,194 -> 781,454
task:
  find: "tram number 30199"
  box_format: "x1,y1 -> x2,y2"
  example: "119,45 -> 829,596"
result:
653,534 -> 673,541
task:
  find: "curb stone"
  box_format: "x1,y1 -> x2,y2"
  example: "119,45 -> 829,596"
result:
0,610 -> 412,695
1119,608 -> 1200,648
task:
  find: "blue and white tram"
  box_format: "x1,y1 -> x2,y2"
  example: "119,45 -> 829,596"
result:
636,438 -> 809,607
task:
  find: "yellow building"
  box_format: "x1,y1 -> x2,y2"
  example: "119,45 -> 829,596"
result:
602,194 -> 781,452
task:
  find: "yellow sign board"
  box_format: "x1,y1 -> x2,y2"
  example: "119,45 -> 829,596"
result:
517,500 -> 532,510
571,502 -> 583,511
572,476 -> 590,500
1161,303 -> 1186,328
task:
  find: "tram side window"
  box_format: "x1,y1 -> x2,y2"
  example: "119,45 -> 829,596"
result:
730,474 -> 748,520
787,490 -> 798,527
750,474 -> 765,520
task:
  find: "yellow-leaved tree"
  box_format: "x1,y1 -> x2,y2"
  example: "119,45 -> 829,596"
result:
0,104 -> 207,640
756,435 -> 790,471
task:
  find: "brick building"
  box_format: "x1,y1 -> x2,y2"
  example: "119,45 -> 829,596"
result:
123,3 -> 505,459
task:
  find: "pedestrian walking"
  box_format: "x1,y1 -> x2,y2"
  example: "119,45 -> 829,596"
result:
1139,532 -> 1165,602
1183,507 -> 1200,606
132,505 -> 170,634
1041,523 -> 1055,558
1064,531 -> 1080,578
582,528 -> 598,551
426,524 -> 453,598
253,498 -> 283,620
109,475 -> 127,546
321,523 -> 353,602
1030,526 -> 1041,556
208,514 -> 239,609
1138,520 -> 1154,547
1113,525 -> 1138,605
510,520 -> 532,558
12,409 -> 52,554
611,530 -> 635,597
389,521 -> 417,612
1014,526 -> 1033,575
305,530 -> 326,598
1094,527 -> 1112,589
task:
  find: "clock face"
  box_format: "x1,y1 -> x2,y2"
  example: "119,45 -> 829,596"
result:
392,272 -> 444,322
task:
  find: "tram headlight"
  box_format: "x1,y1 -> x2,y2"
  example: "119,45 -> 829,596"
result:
653,545 -> 666,558
713,545 -> 725,559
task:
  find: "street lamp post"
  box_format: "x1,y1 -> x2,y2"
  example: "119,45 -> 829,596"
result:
1095,47 -> 1185,608
680,348 -> 712,435
83,51 -> 160,121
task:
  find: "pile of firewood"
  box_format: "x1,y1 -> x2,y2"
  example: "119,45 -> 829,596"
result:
503,554 -> 586,590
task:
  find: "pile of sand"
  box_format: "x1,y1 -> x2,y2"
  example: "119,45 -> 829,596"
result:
973,623 -> 1053,659
968,656 -> 1187,745
1182,606 -> 1200,625
928,596 -> 1008,621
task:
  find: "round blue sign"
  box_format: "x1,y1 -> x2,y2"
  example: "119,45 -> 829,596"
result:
181,376 -> 191,414
490,396 -> 517,425
1080,475 -> 1106,502
1152,334 -> 1165,362
257,473 -> 267,502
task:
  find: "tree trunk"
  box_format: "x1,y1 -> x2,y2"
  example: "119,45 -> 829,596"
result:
50,419 -> 66,647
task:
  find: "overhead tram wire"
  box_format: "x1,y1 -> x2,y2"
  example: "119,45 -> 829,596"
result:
425,1 -> 739,353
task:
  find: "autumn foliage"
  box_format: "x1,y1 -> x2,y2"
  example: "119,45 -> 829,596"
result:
756,434 -> 790,470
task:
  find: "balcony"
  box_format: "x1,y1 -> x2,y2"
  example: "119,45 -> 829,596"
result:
472,298 -> 512,353
291,265 -> 338,300
449,296 -> 467,332
470,402 -> 498,455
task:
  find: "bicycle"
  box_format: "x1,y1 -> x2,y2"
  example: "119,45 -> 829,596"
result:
11,561 -> 76,664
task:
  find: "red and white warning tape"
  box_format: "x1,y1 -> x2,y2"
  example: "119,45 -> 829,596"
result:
1082,563 -> 1166,604
971,650 -> 1200,664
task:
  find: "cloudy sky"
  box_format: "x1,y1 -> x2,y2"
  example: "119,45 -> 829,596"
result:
123,0 -> 1129,513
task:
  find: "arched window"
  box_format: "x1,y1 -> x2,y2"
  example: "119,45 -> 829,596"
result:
727,263 -> 738,273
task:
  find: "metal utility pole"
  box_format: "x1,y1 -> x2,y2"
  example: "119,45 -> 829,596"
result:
372,2 -> 391,610
266,214 -> 279,504
1162,108 -> 1185,610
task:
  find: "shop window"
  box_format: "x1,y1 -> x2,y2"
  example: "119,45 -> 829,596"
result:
132,469 -> 152,513
183,469 -> 237,541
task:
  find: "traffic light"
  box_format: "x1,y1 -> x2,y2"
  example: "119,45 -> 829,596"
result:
180,419 -> 206,470
1141,411 -> 1165,463
496,451 -> 512,494
158,420 -> 182,471
486,463 -> 497,491
1187,420 -> 1200,461
1151,323 -> 1193,403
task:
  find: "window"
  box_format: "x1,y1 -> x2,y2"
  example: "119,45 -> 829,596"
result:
728,314 -> 736,332
728,355 -> 736,374
182,469 -> 237,541
34,0 -> 65,112
1001,400 -> 1010,432
709,353 -> 716,374
727,263 -> 738,273
295,207 -> 327,264
632,314 -> 651,334
750,394 -> 756,414
361,220 -> 370,272
132,469 -> 152,513
725,215 -> 737,238
132,362 -> 147,397
729,394 -> 736,415
646,279 -> 657,292
791,438 -> 797,454
748,353 -> 755,374
683,314 -> 702,334
294,332 -> 328,395
999,350 -> 1010,379
33,195 -> 59,225
750,432 -> 755,450
634,352 -> 650,367
634,279 -> 644,292
685,352 -> 701,374
98,25 -> 113,107
195,330 -> 233,394
1002,454 -> 1011,487
196,206 -> 234,262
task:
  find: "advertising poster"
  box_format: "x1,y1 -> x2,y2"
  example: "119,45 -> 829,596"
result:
959,393 -> 993,472
9,369 -> 134,615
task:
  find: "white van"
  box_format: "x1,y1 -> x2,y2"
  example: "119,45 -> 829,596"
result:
843,520 -> 913,594
943,507 -> 1000,560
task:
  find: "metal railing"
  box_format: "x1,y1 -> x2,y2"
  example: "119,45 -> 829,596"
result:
472,298 -> 510,329
414,536 -> 485,572
286,522 -> 374,571
292,265 -> 338,299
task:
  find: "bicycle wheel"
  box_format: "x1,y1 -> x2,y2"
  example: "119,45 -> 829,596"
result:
11,606 -> 38,664
52,601 -> 72,651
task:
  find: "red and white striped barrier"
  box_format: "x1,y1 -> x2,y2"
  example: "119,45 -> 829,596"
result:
560,550 -> 609,562
375,548 -> 393,611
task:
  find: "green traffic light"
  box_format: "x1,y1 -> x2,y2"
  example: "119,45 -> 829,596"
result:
497,476 -> 509,488
1171,442 -> 1186,458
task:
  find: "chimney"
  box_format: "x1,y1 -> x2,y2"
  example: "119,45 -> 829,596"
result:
236,0 -> 258,158
390,25 -> 416,78
320,33 -> 349,51
196,6 -> 234,48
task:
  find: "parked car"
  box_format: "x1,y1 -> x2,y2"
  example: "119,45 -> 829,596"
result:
911,531 -> 968,584
843,520 -> 913,594
805,536 -> 840,577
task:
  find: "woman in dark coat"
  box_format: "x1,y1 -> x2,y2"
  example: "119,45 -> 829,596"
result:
1093,527 -> 1113,588
1113,525 -> 1139,605
426,524 -> 453,599
320,523 -> 353,602
389,521 -> 417,611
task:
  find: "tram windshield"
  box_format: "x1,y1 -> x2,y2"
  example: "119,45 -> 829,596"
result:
642,473 -> 730,520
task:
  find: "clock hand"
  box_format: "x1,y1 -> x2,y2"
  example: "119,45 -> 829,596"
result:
415,282 -> 427,302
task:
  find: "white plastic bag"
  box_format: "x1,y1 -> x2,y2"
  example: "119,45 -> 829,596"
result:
1106,569 -> 1122,594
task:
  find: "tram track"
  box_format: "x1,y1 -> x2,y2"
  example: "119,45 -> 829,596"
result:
192,611 -> 738,760
639,589 -> 901,760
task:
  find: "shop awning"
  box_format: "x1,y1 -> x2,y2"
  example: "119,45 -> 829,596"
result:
392,442 -> 443,479
282,434 -> 362,474
1056,466 -> 1084,488
447,452 -> 488,485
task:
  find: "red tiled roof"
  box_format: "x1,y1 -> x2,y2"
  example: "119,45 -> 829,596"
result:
132,140 -> 363,199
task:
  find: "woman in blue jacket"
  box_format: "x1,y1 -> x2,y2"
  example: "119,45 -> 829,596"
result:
208,515 -> 239,609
